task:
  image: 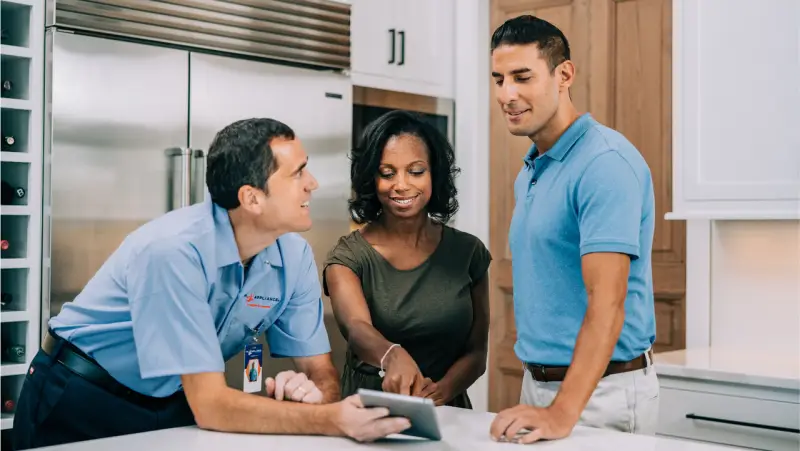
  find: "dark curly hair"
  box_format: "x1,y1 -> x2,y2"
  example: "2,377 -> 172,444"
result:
349,110 -> 460,225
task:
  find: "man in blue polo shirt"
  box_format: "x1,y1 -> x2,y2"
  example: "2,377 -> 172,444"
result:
13,118 -> 411,449
488,16 -> 660,444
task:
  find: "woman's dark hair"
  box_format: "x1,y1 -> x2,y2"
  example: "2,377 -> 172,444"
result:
349,110 -> 460,225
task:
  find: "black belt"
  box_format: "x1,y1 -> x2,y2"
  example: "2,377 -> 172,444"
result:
42,331 -> 182,409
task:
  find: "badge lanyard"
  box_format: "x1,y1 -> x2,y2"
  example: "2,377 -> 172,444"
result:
243,328 -> 263,394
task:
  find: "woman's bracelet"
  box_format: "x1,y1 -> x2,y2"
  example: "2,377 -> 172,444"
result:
379,343 -> 401,378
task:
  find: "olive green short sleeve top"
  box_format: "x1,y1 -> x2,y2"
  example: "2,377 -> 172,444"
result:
323,225 -> 492,404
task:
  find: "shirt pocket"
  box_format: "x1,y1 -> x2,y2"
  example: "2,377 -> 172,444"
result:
207,289 -> 238,339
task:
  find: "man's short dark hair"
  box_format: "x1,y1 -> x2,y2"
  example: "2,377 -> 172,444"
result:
349,110 -> 460,225
491,15 -> 571,72
205,118 -> 295,209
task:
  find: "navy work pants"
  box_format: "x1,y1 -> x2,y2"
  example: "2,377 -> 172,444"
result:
12,344 -> 195,449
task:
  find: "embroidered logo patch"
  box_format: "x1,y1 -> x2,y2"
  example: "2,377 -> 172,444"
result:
245,293 -> 279,309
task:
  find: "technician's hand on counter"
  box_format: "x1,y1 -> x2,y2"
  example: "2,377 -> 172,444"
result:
265,370 -> 323,404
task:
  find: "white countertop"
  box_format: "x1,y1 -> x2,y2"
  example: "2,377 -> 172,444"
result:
655,346 -> 800,391
38,405 -> 743,451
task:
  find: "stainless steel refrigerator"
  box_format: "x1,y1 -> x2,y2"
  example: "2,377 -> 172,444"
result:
42,6 -> 354,387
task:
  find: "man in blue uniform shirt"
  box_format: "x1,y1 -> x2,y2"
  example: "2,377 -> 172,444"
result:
13,118 -> 411,449
488,16 -> 660,444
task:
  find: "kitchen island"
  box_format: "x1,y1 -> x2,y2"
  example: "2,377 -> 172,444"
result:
38,405 -> 742,450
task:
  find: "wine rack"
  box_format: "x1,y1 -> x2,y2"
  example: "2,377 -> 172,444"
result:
1,108 -> 31,154
0,0 -> 44,434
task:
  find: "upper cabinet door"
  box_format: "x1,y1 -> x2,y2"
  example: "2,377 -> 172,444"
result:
669,0 -> 800,220
350,0 -> 396,79
392,0 -> 454,97
350,0 -> 454,99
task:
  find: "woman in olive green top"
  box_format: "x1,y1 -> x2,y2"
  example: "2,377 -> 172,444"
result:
323,110 -> 492,408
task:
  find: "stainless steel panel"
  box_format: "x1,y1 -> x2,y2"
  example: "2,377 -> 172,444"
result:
188,52 -> 352,386
188,52 -> 353,211
46,31 -> 189,316
48,0 -> 351,70
42,29 -> 55,341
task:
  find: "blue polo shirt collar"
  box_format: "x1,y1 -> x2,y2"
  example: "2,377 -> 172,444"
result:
210,198 -> 283,268
524,113 -> 595,166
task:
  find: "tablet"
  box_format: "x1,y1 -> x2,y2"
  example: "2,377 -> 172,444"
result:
357,388 -> 442,441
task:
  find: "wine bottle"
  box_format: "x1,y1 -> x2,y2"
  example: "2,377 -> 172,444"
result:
1,180 -> 25,204
0,240 -> 9,250
3,344 -> 25,363
3,135 -> 14,146
2,80 -> 11,92
3,399 -> 14,413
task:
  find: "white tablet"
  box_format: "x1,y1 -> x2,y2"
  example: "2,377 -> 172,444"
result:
357,388 -> 442,441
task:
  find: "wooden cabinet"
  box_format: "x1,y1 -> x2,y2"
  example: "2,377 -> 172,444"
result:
350,0 -> 454,99
668,0 -> 800,220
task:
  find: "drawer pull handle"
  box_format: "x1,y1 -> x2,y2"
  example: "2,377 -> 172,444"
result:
686,414 -> 800,434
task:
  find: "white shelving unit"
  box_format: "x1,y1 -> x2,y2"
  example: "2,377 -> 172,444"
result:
0,0 -> 44,435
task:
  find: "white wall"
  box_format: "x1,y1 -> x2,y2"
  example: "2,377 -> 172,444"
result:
454,0 -> 491,412
686,220 -> 800,357
709,221 -> 800,355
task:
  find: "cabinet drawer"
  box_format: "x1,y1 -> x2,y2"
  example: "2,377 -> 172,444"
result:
658,387 -> 800,450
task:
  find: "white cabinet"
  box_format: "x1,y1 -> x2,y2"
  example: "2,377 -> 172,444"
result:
658,379 -> 799,451
668,0 -> 800,220
655,348 -> 800,451
351,0 -> 454,99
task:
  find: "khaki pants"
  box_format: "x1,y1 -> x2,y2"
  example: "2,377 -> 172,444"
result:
520,362 -> 660,435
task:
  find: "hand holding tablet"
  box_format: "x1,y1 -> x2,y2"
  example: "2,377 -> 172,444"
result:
357,388 -> 443,441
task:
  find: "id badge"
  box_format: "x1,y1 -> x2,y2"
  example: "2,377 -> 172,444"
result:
243,342 -> 263,394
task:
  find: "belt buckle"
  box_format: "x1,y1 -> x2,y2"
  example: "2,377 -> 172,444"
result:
528,364 -> 549,382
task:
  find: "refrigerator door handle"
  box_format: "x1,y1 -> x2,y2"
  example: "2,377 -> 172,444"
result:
165,147 -> 193,210
191,149 -> 206,205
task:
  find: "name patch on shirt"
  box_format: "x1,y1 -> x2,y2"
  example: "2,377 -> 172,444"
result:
245,293 -> 279,309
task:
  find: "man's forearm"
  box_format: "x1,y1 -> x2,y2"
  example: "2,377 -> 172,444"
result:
551,300 -> 625,420
308,363 -> 341,403
195,385 -> 338,435
437,350 -> 487,402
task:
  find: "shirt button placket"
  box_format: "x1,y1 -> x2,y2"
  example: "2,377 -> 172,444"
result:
527,161 -> 538,197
